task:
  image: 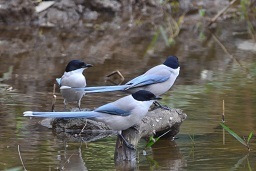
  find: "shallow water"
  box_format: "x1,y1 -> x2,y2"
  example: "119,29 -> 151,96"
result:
0,20 -> 256,171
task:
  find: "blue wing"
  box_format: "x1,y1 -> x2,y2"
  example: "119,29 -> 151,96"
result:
94,103 -> 131,116
126,74 -> 169,88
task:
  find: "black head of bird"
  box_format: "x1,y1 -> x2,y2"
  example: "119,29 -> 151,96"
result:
132,90 -> 162,101
65,60 -> 93,72
163,56 -> 179,69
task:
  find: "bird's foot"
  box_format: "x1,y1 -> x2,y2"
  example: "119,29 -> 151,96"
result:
124,142 -> 135,150
153,101 -> 171,110
118,133 -> 135,150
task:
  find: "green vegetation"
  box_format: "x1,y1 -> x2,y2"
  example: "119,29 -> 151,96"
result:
145,129 -> 172,148
240,0 -> 256,40
220,123 -> 253,151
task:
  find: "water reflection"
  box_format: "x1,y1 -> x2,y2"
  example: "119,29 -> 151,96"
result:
138,139 -> 186,170
177,130 -> 256,170
1,20 -> 256,170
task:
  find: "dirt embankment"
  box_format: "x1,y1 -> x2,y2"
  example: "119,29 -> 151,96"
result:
0,0 -> 174,26
1,0 -> 243,27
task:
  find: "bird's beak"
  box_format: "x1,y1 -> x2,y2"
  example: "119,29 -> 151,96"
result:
153,96 -> 162,100
85,64 -> 93,67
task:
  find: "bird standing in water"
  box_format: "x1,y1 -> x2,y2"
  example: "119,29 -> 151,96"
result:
56,60 -> 93,110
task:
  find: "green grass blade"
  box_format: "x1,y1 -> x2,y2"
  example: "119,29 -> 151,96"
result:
159,25 -> 170,47
247,131 -> 253,144
199,9 -> 206,17
247,157 -> 252,171
220,123 -> 247,146
189,134 -> 195,145
144,29 -> 160,55
146,136 -> 160,148
145,130 -> 172,148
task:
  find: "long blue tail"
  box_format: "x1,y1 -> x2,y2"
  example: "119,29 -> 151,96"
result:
61,85 -> 130,93
56,77 -> 130,93
23,111 -> 101,118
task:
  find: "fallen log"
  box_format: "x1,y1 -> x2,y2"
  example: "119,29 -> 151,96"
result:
49,107 -> 187,164
51,107 -> 186,143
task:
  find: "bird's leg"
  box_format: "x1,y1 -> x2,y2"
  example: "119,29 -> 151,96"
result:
64,100 -> 68,111
118,131 -> 135,150
153,101 -> 170,110
77,100 -> 81,111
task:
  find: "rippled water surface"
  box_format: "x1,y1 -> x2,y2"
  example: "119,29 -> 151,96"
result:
0,22 -> 256,171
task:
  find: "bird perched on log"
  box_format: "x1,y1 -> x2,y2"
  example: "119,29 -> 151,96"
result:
24,90 -> 161,149
56,60 -> 93,110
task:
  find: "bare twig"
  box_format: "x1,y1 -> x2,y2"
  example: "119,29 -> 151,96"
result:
208,0 -> 238,26
222,100 -> 225,123
18,145 -> 27,171
210,30 -> 250,75
222,100 -> 225,145
79,119 -> 88,136
61,153 -> 75,170
157,129 -> 172,139
105,70 -> 125,85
